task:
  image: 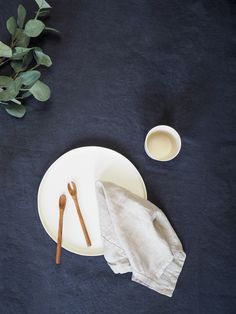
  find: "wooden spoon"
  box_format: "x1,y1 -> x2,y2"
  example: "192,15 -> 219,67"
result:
67,181 -> 91,247
56,194 -> 66,265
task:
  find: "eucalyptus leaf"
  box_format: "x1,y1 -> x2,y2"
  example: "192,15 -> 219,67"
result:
12,47 -> 31,60
0,90 -> 13,101
22,52 -> 33,69
15,77 -> 23,90
10,60 -> 23,73
33,47 -> 42,52
19,70 -> 41,86
14,28 -> 30,47
5,103 -> 26,118
35,0 -> 51,9
0,41 -> 12,58
24,19 -> 45,37
6,16 -> 17,36
0,76 -> 13,87
0,78 -> 22,101
10,52 -> 33,73
29,80 -> 50,101
17,4 -> 27,28
34,50 -> 52,67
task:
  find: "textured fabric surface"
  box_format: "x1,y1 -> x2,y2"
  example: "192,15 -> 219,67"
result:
0,0 -> 235,313
96,181 -> 186,297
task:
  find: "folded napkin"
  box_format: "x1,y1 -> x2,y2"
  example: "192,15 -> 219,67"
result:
96,181 -> 186,297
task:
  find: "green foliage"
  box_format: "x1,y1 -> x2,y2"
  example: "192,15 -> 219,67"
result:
19,70 -> 41,86
35,0 -> 51,9
0,77 -> 23,101
17,4 -> 27,28
0,41 -> 12,58
14,28 -> 30,47
12,47 -> 32,60
29,80 -> 50,101
7,17 -> 17,35
34,50 -> 52,67
0,0 -> 58,118
24,19 -> 45,37
5,103 -> 26,118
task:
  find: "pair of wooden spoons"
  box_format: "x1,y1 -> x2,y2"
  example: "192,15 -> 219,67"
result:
56,181 -> 91,265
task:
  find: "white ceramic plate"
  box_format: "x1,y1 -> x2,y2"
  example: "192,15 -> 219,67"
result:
38,146 -> 147,256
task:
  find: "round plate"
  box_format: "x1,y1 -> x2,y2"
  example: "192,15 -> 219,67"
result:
38,146 -> 147,256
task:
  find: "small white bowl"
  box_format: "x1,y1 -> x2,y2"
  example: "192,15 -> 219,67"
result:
144,125 -> 181,161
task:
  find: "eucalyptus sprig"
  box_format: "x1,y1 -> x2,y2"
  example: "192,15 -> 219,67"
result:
0,0 -> 58,118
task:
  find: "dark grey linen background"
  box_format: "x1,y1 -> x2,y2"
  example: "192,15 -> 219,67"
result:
0,0 -> 235,313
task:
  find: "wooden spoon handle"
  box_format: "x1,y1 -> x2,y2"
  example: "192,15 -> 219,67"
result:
74,198 -> 91,247
56,208 -> 64,264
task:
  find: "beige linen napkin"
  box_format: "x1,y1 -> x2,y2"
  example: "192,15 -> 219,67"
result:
96,181 -> 186,297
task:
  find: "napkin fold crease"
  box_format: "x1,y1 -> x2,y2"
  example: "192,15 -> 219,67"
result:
96,181 -> 186,297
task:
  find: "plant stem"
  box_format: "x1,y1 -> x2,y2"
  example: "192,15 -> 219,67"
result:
0,58 -> 10,67
45,27 -> 60,33
35,8 -> 41,19
29,64 -> 40,71
13,72 -> 19,79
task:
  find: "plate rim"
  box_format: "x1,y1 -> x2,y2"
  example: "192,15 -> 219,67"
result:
37,146 -> 147,256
